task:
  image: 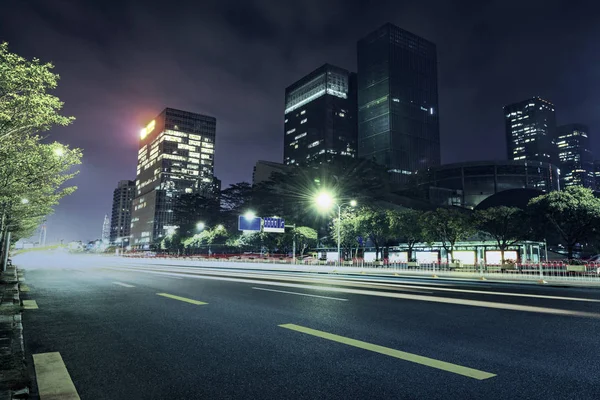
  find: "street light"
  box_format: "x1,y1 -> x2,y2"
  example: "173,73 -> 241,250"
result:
53,147 -> 64,157
314,191 -> 357,264
196,222 -> 206,231
244,211 -> 256,220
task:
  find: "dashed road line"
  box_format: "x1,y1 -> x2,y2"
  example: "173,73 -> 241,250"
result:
252,287 -> 348,301
156,292 -> 207,305
112,281 -> 135,287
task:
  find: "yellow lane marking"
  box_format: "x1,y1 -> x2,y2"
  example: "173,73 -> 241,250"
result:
112,281 -> 135,287
156,293 -> 207,305
279,324 -> 496,380
20,284 -> 30,292
33,352 -> 80,399
22,300 -> 38,309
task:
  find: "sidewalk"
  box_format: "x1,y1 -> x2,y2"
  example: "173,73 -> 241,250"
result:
0,266 -> 29,400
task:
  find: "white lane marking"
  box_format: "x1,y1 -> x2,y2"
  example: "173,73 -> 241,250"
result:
112,281 -> 135,287
33,352 -> 80,399
252,287 -> 348,301
105,267 -> 600,319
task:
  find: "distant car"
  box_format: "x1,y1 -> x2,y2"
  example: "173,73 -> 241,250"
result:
144,251 -> 156,257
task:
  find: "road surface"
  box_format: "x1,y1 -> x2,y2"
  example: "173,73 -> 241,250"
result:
15,252 -> 600,399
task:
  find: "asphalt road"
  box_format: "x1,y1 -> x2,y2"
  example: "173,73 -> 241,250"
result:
15,252 -> 600,400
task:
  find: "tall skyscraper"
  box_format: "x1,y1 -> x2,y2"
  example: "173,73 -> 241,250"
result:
102,214 -> 110,243
284,64 -> 357,166
556,124 -> 594,189
357,23 -> 440,183
130,108 -> 216,248
504,97 -> 557,164
594,160 -> 600,191
110,180 -> 135,244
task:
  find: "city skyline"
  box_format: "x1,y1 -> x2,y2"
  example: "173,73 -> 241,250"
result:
2,0 -> 599,242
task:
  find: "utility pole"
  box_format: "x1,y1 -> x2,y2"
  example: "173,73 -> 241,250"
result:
292,224 -> 296,265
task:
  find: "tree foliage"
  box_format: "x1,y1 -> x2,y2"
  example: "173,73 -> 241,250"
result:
354,207 -> 392,261
294,226 -> 318,256
528,186 -> 600,259
0,42 -> 74,140
172,193 -> 220,237
423,208 -> 475,262
0,135 -> 81,242
475,206 -> 528,264
388,209 -> 426,260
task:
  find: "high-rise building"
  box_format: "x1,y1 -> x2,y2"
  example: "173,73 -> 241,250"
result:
556,124 -> 594,189
109,180 -> 135,244
284,64 -> 357,166
130,108 -> 216,248
594,160 -> 600,191
357,23 -> 440,183
252,160 -> 289,186
504,97 -> 557,165
102,214 -> 110,243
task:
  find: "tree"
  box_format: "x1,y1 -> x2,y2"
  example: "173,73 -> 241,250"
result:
528,186 -> 600,259
475,206 -> 528,264
354,207 -> 392,261
294,226 -> 318,257
388,209 -> 426,261
220,182 -> 254,230
331,209 -> 361,259
172,193 -> 219,237
0,136 -> 81,252
423,208 -> 475,262
0,42 -> 74,140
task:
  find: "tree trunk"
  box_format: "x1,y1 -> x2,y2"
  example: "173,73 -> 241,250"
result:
501,248 -> 505,265
567,243 -> 574,260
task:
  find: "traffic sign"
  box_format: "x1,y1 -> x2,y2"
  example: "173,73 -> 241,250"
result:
263,217 -> 285,233
238,216 -> 261,232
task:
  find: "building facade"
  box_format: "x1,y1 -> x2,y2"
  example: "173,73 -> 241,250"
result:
109,180 -> 135,244
504,97 -> 557,165
252,160 -> 289,186
284,64 -> 357,166
357,23 -> 440,183
556,124 -> 594,189
130,108 -> 216,248
594,160 -> 600,191
102,214 -> 110,243
411,160 -> 560,209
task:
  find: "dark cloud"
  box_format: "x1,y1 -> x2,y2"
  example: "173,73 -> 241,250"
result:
1,0 -> 599,242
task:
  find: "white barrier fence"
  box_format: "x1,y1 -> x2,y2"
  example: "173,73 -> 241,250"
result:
121,255 -> 600,284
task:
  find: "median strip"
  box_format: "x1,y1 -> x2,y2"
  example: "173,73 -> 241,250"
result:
33,352 -> 80,399
279,323 -> 496,380
22,300 -> 38,309
156,293 -> 207,305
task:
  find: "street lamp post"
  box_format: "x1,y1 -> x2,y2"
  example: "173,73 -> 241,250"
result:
315,192 -> 356,265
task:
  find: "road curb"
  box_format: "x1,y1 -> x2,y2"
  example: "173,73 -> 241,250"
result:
0,267 -> 30,399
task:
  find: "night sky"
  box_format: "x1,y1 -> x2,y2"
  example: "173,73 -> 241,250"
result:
1,0 -> 599,242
